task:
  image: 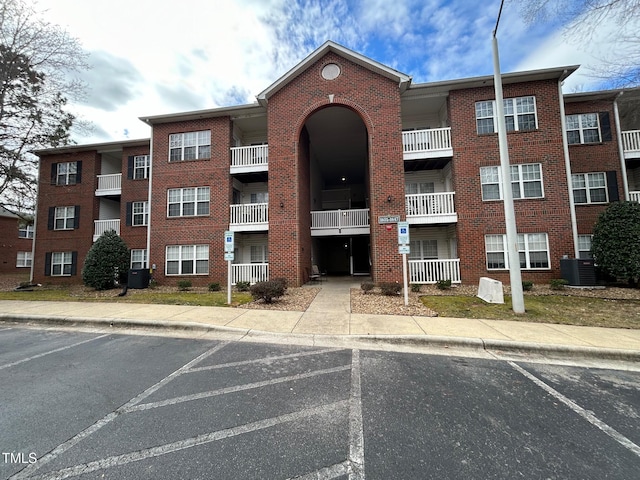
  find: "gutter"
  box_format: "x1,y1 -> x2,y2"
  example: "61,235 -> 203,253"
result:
613,91 -> 630,201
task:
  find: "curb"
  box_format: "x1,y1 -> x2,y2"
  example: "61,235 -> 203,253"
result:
2,313 -> 640,362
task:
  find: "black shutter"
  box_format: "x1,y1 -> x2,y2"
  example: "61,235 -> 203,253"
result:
75,161 -> 82,183
606,171 -> 619,202
44,252 -> 52,276
127,156 -> 134,179
48,207 -> 55,230
74,205 -> 80,229
126,202 -> 132,226
599,112 -> 612,142
70,251 -> 78,276
51,164 -> 57,185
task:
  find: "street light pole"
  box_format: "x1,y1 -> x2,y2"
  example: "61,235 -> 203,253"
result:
492,1 -> 525,313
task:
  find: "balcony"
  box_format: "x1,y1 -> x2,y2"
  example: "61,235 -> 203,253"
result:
95,173 -> 122,196
402,128 -> 453,160
409,259 -> 461,284
230,203 -> 268,232
231,263 -> 269,285
311,208 -> 370,236
406,192 -> 457,224
230,145 -> 268,174
94,219 -> 120,242
631,191 -> 640,203
623,130 -> 640,159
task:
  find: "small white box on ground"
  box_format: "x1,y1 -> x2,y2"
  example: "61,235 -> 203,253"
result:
477,277 -> 504,304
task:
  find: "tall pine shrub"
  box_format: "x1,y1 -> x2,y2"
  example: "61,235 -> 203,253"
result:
82,230 -> 130,290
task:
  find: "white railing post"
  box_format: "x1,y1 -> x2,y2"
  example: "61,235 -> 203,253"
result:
408,259 -> 461,284
402,127 -> 452,154
622,130 -> 640,153
230,145 -> 269,168
231,263 -> 269,284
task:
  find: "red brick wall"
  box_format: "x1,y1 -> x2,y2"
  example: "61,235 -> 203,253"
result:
449,79 -> 574,285
149,118 -> 232,287
120,145 -> 151,252
267,51 -> 406,286
0,216 -> 32,274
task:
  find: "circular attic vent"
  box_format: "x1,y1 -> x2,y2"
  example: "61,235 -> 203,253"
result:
321,63 -> 341,80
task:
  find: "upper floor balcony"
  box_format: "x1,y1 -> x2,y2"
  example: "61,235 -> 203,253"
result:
311,209 -> 370,236
93,219 -> 120,242
230,145 -> 268,174
406,192 -> 457,225
402,128 -> 452,161
95,173 -> 122,196
230,203 -> 269,232
623,130 -> 640,159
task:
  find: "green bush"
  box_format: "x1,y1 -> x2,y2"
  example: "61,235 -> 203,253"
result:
361,281 -> 374,294
250,280 -> 285,303
522,280 -> 534,291
177,280 -> 192,291
272,277 -> 288,291
410,283 -> 421,293
550,278 -> 569,290
235,281 -> 250,292
380,282 -> 401,296
82,230 -> 129,290
208,282 -> 221,292
436,279 -> 452,290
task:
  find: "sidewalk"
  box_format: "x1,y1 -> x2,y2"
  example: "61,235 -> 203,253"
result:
1,277 -> 640,361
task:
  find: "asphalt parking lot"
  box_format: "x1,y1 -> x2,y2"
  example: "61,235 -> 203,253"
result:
1,326 -> 639,479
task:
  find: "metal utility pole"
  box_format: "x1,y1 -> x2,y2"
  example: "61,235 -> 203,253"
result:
492,0 -> 525,313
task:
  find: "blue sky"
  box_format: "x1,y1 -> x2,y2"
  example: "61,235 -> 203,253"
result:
38,0 -> 637,143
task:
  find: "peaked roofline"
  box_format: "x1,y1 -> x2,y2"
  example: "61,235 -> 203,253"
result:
256,40 -> 412,106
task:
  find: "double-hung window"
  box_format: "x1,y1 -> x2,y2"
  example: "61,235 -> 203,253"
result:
169,131 -> 211,161
572,173 -> 607,204
51,252 -> 74,276
130,249 -> 147,269
475,96 -> 537,134
250,245 -> 268,263
132,201 -> 148,226
480,164 -> 543,201
18,225 -> 34,238
578,235 -> 593,259
54,206 -> 76,230
566,114 -> 600,144
485,233 -> 550,270
166,245 -> 209,275
56,162 -> 78,185
134,155 -> 150,179
409,239 -> 438,260
167,187 -> 210,217
16,252 -> 32,268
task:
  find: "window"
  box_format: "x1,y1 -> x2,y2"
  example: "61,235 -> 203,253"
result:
405,182 -> 435,195
250,245 -> 268,263
51,252 -> 73,276
131,249 -> 147,269
475,96 -> 537,134
134,155 -> 150,179
409,240 -> 438,260
56,162 -> 78,185
485,233 -> 550,270
578,235 -> 593,259
18,225 -> 34,238
166,245 -> 209,275
132,201 -> 148,226
16,252 -> 32,268
167,187 -> 210,217
250,192 -> 269,204
54,206 -> 76,230
169,130 -> 211,161
480,164 -> 543,200
572,173 -> 607,204
566,114 -> 601,144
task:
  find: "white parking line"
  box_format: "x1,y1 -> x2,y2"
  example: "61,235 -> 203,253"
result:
509,361 -> 640,458
287,460 -> 350,479
0,334 -> 110,370
348,349 -> 365,480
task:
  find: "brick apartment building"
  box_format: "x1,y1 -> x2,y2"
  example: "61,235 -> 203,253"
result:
0,207 -> 33,275
31,41 -> 640,287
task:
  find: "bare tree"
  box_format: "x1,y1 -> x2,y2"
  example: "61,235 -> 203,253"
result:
513,0 -> 640,87
0,0 -> 88,217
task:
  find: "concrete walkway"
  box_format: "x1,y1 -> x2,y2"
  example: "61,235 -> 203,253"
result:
1,277 -> 640,361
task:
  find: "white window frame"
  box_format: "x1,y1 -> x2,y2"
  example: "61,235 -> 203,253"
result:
130,249 -> 147,269
480,164 -> 544,201
572,172 -> 608,204
18,225 -> 34,238
169,130 -> 211,161
133,155 -> 150,179
578,235 -> 593,259
250,245 -> 268,263
132,201 -> 149,226
165,244 -> 209,275
51,252 -> 73,276
167,187 -> 210,217
56,162 -> 77,185
485,233 -> 550,270
54,206 -> 75,230
409,239 -> 438,260
566,113 -> 601,145
16,251 -> 32,268
475,96 -> 538,134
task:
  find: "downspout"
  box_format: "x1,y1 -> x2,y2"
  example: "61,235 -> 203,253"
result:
29,159 -> 41,283
146,128 -> 153,270
558,77 -> 580,258
613,91 -> 630,201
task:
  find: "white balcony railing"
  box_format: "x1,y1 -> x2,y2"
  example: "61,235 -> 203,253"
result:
93,219 -> 120,241
95,173 -> 122,195
230,203 -> 268,231
232,263 -> 269,285
311,208 -> 370,234
631,191 -> 640,203
230,145 -> 268,173
402,128 -> 452,159
409,259 -> 461,284
622,130 -> 640,158
406,192 -> 456,216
